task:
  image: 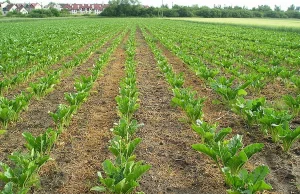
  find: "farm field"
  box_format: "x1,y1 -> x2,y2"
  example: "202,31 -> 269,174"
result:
0,18 -> 299,194
169,18 -> 300,31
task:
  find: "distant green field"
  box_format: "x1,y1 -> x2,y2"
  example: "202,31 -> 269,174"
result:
168,18 -> 300,30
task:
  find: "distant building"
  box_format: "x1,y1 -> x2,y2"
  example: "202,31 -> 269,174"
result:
1,2 -> 41,15
44,3 -> 62,11
16,5 -> 28,14
61,3 -> 108,14
27,3 -> 42,12
2,4 -> 17,15
0,2 -> 8,14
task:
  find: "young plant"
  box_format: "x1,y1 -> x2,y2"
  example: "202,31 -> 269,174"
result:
28,70 -> 61,99
49,104 -> 76,133
291,75 -> 300,92
259,108 -> 293,142
64,92 -> 89,112
283,95 -> 300,117
166,72 -> 185,88
0,130 -> 54,193
209,76 -> 251,104
23,128 -> 58,156
195,66 -> 219,81
277,122 -> 300,152
0,152 -> 50,194
192,121 -> 232,145
115,95 -> 139,121
231,97 -> 265,127
91,159 -> 151,194
224,165 -> 272,194
0,105 -> 15,130
192,133 -> 270,193
172,87 -> 205,123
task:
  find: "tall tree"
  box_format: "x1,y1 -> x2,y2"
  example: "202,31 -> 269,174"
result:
287,4 -> 295,11
274,5 -> 281,12
108,0 -> 140,5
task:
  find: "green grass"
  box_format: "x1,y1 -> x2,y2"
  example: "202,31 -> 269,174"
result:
167,18 -> 300,32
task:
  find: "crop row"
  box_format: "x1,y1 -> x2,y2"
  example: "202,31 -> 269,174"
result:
0,24 -> 123,95
143,24 -> 300,153
141,26 -> 273,194
0,26 -> 127,193
92,27 -> 150,194
0,28 -> 123,134
145,23 -> 300,92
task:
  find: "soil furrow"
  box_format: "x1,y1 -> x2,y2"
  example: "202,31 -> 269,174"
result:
35,33 -> 128,194
135,28 -> 225,194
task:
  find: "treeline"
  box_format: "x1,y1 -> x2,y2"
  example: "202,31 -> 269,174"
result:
6,8 -> 71,18
100,4 -> 300,19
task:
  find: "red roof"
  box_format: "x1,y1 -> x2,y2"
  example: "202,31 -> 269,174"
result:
61,4 -> 108,11
62,4 -> 72,10
81,4 -> 91,9
72,4 -> 80,10
30,3 -> 40,7
6,4 -> 15,11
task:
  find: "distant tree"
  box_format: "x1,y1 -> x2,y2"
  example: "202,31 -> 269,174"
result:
108,0 -> 140,5
257,5 -> 272,12
274,5 -> 281,12
47,2 -> 56,7
287,4 -> 295,11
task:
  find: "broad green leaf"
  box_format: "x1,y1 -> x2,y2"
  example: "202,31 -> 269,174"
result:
243,143 -> 264,159
237,89 -> 247,96
192,144 -> 217,162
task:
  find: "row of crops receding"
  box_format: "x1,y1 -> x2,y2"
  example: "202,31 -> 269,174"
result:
0,18 -> 299,194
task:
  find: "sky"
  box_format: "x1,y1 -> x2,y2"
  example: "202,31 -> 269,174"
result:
10,0 -> 299,11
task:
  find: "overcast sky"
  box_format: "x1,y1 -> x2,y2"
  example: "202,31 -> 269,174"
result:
11,0 -> 299,11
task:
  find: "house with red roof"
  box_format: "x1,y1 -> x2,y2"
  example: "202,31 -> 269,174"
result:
16,5 -> 28,14
62,3 -> 107,15
2,4 -> 17,15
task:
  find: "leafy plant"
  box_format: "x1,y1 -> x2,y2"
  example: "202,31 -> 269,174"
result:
28,70 -> 61,99
0,129 -> 55,193
115,95 -> 139,121
291,75 -> 300,91
209,76 -> 251,104
192,121 -> 232,145
195,66 -> 219,81
259,108 -> 293,142
276,122 -> 300,152
283,95 -> 300,116
224,165 -> 272,194
49,104 -> 76,133
172,87 -> 205,123
23,128 -> 58,156
166,72 -> 185,88
64,92 -> 89,111
91,159 -> 150,194
231,97 -> 265,127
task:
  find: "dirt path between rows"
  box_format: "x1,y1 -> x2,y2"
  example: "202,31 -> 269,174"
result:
35,33 -> 128,194
154,33 -> 300,194
0,34 -> 119,164
135,28 -> 225,194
